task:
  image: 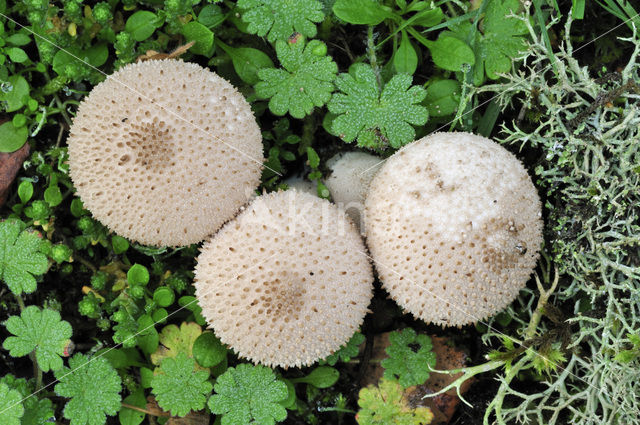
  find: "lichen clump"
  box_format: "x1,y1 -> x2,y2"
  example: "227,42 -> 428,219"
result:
365,132 -> 543,327
67,59 -> 263,247
194,190 -> 374,368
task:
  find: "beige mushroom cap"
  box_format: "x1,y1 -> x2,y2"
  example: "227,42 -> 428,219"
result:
324,151 -> 382,231
67,59 -> 263,247
194,190 -> 374,368
364,132 -> 543,327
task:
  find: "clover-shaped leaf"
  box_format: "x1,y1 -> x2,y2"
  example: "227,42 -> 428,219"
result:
237,0 -> 324,42
327,63 -> 428,149
3,306 -> 73,372
151,352 -> 212,417
0,219 -> 48,295
0,383 -> 24,425
444,0 -> 527,84
54,354 -> 122,425
356,378 -> 433,425
256,36 -> 337,119
381,328 -> 436,388
150,322 -> 202,366
322,331 -> 365,366
208,363 -> 288,425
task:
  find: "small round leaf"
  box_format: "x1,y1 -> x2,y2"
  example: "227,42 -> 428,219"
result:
193,332 -> 226,368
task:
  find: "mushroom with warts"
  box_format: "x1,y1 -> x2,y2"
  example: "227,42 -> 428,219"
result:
364,132 -> 543,327
67,59 -> 263,247
194,190 -> 374,369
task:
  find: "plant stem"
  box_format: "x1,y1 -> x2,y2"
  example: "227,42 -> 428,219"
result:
367,26 -> 382,91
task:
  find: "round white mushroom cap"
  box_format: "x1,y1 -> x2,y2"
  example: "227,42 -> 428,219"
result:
68,59 -> 263,247
364,132 -> 543,327
324,151 -> 382,231
194,190 -> 374,368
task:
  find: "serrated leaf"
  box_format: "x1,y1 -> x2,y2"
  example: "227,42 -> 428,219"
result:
0,383 -> 24,425
151,322 -> 202,366
151,353 -> 212,417
237,0 -> 324,42
21,396 -> 54,425
3,306 -> 72,372
54,354 -> 122,425
356,378 -> 433,425
327,63 -> 428,149
0,220 -> 48,295
444,0 -> 527,84
381,328 -> 436,388
256,37 -> 337,119
208,363 -> 288,425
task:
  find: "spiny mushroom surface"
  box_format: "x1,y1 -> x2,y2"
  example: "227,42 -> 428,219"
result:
324,151 -> 382,231
67,59 -> 263,247
364,132 -> 543,327
194,190 -> 374,368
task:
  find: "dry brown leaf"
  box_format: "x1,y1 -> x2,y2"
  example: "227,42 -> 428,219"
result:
136,41 -> 196,62
0,140 -> 30,207
146,396 -> 210,425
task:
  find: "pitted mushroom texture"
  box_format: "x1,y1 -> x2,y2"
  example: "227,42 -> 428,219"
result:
194,190 -> 374,368
365,132 -> 543,327
67,59 -> 263,247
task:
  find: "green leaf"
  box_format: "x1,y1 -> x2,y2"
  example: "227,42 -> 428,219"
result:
3,306 -> 72,372
0,121 -> 28,152
21,396 -> 54,425
424,79 -> 460,117
322,331 -> 365,366
356,378 -> 434,425
0,75 -> 29,112
17,180 -> 33,203
6,47 -> 28,63
54,354 -> 122,425
381,328 -> 436,388
182,21 -> 214,56
199,4 -> 226,28
219,43 -> 274,85
614,349 -> 637,363
52,44 -> 109,78
237,0 -> 324,42
193,331 -> 226,368
111,235 -> 129,254
44,183 -> 62,207
425,35 -> 475,72
151,322 -> 202,366
153,287 -> 175,307
151,352 -> 212,417
327,63 -> 428,149
125,11 -> 163,42
136,314 -> 159,356
444,0 -> 527,83
0,220 -> 48,295
119,387 -> 146,425
394,30 -> 418,75
412,7 -> 444,27
256,37 -> 337,119
306,146 -> 320,168
127,264 -> 149,286
209,363 -> 288,425
333,0 -> 393,25
0,383 -> 24,425
6,33 -> 31,46
290,366 -> 339,388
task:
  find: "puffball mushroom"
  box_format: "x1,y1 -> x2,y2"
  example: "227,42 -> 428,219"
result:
364,132 -> 543,327
194,190 -> 374,368
67,59 -> 263,247
324,151 -> 382,231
